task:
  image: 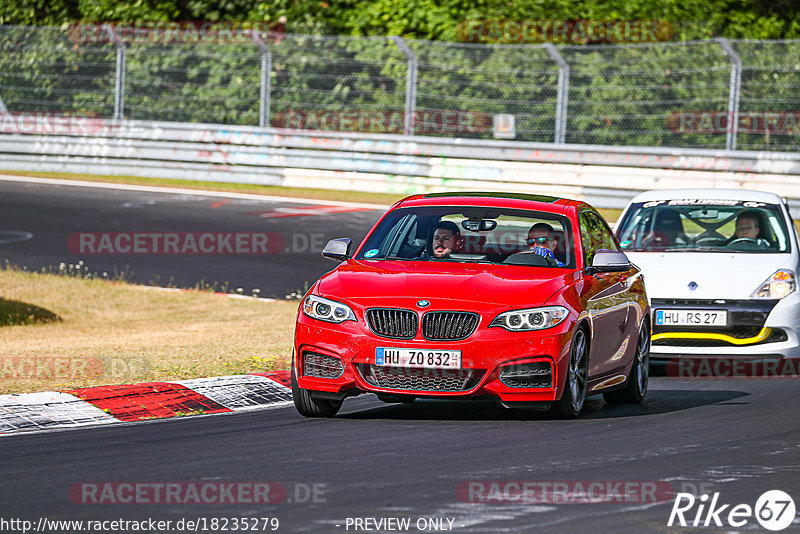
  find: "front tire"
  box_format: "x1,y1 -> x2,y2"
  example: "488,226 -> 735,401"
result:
604,319 -> 650,404
291,367 -> 342,417
552,326 -> 589,419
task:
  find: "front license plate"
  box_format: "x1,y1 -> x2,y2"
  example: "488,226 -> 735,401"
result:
655,309 -> 728,327
375,348 -> 461,369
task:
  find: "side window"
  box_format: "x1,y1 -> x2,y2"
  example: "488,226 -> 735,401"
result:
592,213 -> 620,252
579,212 -> 602,265
381,213 -> 417,257
579,211 -> 618,265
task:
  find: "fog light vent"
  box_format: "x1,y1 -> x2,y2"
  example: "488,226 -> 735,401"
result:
303,352 -> 344,379
499,362 -> 552,388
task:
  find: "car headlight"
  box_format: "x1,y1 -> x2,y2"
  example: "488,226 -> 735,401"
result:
302,295 -> 357,323
489,306 -> 569,331
751,269 -> 796,299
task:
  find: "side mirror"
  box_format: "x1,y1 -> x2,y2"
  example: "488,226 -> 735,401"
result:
321,238 -> 352,262
588,249 -> 630,273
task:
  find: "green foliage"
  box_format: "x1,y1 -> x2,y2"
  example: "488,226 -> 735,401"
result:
1,0 -> 800,40
0,26 -> 115,115
75,0 -> 179,21
0,297 -> 61,326
0,1 -> 799,150
124,42 -> 262,124
0,0 -> 78,26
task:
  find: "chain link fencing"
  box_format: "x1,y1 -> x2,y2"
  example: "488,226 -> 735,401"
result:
0,25 -> 797,151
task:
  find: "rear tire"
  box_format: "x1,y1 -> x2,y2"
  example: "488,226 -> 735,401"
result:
291,367 -> 342,417
604,319 -> 650,404
551,326 -> 589,419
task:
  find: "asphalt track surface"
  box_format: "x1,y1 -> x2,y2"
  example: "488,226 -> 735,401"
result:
0,177 -> 384,298
1,378 -> 799,532
2,177 -> 800,532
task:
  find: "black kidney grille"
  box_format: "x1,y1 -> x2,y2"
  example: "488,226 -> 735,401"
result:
422,312 -> 479,341
366,308 -> 417,339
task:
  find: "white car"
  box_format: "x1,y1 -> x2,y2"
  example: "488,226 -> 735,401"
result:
615,188 -> 799,361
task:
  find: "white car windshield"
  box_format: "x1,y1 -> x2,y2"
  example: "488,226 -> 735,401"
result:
616,199 -> 792,253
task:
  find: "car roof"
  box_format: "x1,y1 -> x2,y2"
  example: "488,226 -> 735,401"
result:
393,191 -> 583,214
629,188 -> 784,204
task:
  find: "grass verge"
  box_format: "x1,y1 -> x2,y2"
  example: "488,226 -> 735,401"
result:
0,268 -> 296,394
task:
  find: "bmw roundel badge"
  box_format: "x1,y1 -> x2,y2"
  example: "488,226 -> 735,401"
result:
417,300 -> 430,308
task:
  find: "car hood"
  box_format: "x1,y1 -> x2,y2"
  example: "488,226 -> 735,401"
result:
625,252 -> 794,300
316,260 -> 578,308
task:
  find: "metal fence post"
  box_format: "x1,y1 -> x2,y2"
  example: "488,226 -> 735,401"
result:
391,37 -> 418,136
253,31 -> 272,128
717,38 -> 742,151
543,43 -> 569,145
113,42 -> 126,120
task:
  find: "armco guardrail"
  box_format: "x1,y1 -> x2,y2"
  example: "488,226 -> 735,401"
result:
0,120 -> 798,211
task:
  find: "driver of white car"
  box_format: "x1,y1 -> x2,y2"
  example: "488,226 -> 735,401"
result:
731,210 -> 770,247
734,211 -> 760,239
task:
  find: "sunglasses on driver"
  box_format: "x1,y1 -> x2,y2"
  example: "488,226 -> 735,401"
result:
526,236 -> 553,245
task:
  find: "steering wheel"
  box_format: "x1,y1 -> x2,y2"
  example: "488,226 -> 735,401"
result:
728,237 -> 770,249
504,251 -> 558,267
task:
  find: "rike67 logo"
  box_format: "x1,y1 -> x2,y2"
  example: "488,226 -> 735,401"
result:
668,490 -> 796,531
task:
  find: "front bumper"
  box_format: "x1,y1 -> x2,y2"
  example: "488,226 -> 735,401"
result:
649,294 -> 800,359
294,313 -> 574,403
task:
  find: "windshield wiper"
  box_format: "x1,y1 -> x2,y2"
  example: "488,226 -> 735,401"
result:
379,255 -> 422,261
662,246 -> 731,252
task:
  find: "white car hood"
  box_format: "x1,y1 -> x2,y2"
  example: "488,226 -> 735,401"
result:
625,252 -> 794,300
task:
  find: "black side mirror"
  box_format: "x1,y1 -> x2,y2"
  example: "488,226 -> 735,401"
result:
587,249 -> 631,273
321,238 -> 352,262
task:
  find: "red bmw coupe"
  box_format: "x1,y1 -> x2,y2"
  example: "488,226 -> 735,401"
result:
292,192 -> 650,418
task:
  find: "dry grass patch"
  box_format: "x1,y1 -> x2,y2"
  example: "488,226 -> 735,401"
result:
0,269 -> 297,394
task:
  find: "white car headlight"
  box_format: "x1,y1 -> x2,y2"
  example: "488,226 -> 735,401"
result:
302,295 -> 357,323
751,269 -> 796,299
489,306 -> 569,331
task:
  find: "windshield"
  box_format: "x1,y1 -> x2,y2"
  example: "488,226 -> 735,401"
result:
356,206 -> 575,268
616,199 -> 791,253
